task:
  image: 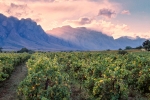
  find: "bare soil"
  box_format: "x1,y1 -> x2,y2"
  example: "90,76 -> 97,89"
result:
0,64 -> 27,100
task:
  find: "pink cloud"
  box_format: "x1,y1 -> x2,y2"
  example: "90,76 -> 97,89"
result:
3,0 -> 146,39
6,3 -> 31,17
63,18 -> 131,38
0,0 -> 121,30
64,17 -> 93,26
121,10 -> 130,15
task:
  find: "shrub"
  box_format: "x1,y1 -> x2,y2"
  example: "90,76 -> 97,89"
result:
118,50 -> 128,55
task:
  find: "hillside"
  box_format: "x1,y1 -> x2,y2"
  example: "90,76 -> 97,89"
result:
47,26 -> 146,50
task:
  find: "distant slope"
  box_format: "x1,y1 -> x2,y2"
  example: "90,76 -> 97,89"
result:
0,13 -> 80,51
47,26 -> 146,50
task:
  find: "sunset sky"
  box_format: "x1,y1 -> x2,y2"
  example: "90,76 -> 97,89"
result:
0,0 -> 150,39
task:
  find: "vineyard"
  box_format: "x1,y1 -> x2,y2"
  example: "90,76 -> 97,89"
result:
0,53 -> 30,82
15,51 -> 150,100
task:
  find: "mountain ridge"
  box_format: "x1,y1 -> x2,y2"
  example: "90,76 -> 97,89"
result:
0,13 -> 81,51
0,13 -> 146,51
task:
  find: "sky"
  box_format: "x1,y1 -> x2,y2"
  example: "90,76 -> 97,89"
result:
0,0 -> 150,39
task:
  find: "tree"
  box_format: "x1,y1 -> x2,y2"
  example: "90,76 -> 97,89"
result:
125,46 -> 132,50
17,48 -> 29,53
142,40 -> 150,51
118,48 -> 122,50
17,48 -> 34,54
135,45 -> 143,49
0,47 -> 2,53
118,50 -> 128,55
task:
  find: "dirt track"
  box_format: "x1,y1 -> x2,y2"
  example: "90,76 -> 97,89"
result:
0,64 -> 27,100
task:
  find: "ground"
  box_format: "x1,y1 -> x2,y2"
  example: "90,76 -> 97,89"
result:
0,64 -> 27,100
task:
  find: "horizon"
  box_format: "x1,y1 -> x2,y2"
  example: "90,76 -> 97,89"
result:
0,0 -> 150,39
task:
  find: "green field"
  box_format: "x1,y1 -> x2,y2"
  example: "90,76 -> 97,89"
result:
1,50 -> 150,100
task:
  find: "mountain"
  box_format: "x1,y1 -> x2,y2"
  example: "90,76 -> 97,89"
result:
47,26 -> 146,50
0,13 -> 146,51
47,26 -> 120,50
115,36 -> 145,49
0,13 -> 80,51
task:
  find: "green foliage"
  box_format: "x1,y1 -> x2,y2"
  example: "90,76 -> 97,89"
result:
17,52 -> 150,99
0,47 -> 2,53
125,46 -> 132,50
118,50 -> 128,55
143,40 -> 150,51
0,53 -> 30,82
17,54 -> 70,100
135,45 -> 143,49
106,49 -> 111,51
118,48 -> 122,50
17,48 -> 28,53
17,47 -> 34,53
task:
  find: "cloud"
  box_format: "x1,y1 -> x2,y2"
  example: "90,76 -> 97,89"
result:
33,18 -> 42,22
0,0 -> 121,29
78,17 -> 92,25
15,0 -> 85,3
85,20 -> 130,37
98,8 -> 116,19
0,0 -> 149,39
64,17 -> 93,26
6,3 -> 31,17
1,0 -> 130,39
141,31 -> 150,39
121,10 -> 130,15
62,18 -> 131,38
15,0 -> 55,2
27,0 -> 120,30
0,2 -> 8,13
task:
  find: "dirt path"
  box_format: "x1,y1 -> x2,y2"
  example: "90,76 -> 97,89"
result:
0,64 -> 27,100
